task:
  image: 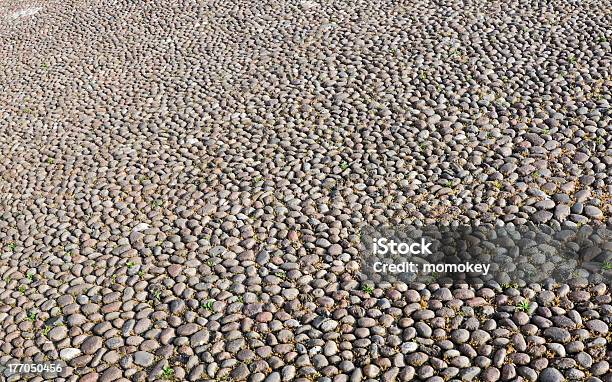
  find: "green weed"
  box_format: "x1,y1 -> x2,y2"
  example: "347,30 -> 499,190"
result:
202,299 -> 215,311
162,366 -> 174,380
516,299 -> 531,312
362,284 -> 374,294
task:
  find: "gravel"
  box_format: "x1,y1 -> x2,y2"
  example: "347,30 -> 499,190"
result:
0,0 -> 610,381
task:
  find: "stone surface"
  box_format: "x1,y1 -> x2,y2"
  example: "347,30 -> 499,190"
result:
0,1 -> 609,381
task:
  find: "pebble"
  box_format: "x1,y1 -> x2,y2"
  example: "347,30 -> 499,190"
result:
540,367 -> 566,382
585,319 -> 608,334
81,336 -> 103,355
59,348 -> 82,361
48,326 -> 68,341
543,327 -> 571,343
133,351 -> 154,367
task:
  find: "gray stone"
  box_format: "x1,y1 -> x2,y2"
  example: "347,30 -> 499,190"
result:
48,326 -> 68,341
585,319 -> 608,334
133,351 -> 154,367
81,336 -> 103,355
539,367 -> 565,382
59,347 -> 81,361
543,327 -> 571,343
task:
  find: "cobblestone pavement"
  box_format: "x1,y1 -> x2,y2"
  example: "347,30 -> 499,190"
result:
0,0 -> 610,381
